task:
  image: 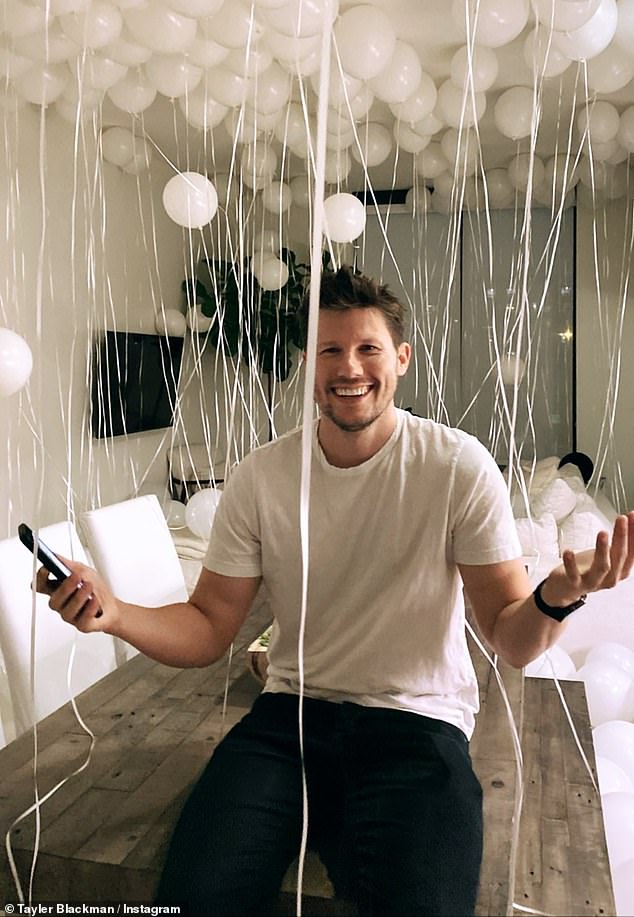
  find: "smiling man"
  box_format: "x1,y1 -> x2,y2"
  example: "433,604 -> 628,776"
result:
39,266 -> 634,917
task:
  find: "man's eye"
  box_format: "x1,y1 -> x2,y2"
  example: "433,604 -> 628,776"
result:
360,344 -> 380,352
320,347 -> 339,355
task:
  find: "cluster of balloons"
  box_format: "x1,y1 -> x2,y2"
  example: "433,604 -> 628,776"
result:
526,638 -> 634,914
5,0 -> 634,220
164,485 -> 222,539
0,328 -> 33,398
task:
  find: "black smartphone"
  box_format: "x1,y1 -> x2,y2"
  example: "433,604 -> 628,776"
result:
18,523 -> 73,583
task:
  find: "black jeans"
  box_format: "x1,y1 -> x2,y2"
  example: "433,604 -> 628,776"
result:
156,693 -> 483,916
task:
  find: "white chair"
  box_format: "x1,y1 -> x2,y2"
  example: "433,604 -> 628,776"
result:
80,495 -> 190,662
0,521 -> 120,743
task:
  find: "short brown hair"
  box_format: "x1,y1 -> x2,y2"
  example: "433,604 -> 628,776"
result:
299,265 -> 406,348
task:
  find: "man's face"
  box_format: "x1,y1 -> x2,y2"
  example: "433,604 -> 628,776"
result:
313,307 -> 411,433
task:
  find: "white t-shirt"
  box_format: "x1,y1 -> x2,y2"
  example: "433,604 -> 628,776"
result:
204,409 -> 521,738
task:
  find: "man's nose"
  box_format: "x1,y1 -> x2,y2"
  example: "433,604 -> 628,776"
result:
337,350 -> 363,376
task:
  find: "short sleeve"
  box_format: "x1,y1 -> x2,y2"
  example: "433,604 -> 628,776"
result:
451,436 -> 522,565
203,454 -> 263,578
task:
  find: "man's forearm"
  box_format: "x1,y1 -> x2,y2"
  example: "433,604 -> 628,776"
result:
109,600 -> 227,668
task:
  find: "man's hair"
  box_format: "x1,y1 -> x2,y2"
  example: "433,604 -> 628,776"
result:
298,265 -> 407,348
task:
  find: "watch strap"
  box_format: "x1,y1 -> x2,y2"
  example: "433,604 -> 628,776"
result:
533,578 -> 587,622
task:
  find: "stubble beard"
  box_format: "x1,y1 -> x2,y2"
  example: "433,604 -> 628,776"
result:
320,399 -> 388,433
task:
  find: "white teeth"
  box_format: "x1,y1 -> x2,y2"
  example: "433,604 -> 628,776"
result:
334,386 -> 370,396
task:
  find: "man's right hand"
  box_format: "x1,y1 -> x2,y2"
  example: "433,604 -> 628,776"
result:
36,558 -> 120,634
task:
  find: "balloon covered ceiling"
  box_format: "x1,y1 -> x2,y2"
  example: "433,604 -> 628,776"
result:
3,0 -> 634,206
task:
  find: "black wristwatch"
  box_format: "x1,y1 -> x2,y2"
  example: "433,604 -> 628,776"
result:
533,578 -> 587,622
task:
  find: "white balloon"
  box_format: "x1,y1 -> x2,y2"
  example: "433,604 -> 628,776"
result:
144,54 -> 202,99
524,644 -> 576,677
394,122 -> 431,155
389,72 -> 438,125
107,68 -> 156,113
334,4 -> 396,80
3,0 -> 49,38
437,79 -> 486,130
533,0 -> 600,30
102,29 -> 152,66
577,100 -> 620,143
451,0 -> 530,48
60,2 -> 123,49
187,35 -> 230,69
586,642 -> 634,677
178,81 -> 228,130
264,0 -> 339,38
494,86 -> 535,140
595,756 -> 634,795
613,857 -> 634,917
433,172 -> 455,198
508,153 -> 545,192
586,43 -> 634,93
248,61 -> 291,115
263,29 -> 321,65
345,85 -> 375,120
415,142 -> 449,179
553,0 -> 618,61
253,227 -> 281,254
253,253 -> 289,291
167,0 -> 224,16
0,46 -> 34,81
450,44 -> 498,91
290,175 -> 311,208
310,60 -> 361,109
185,487 -> 222,539
124,6 -> 197,54
440,128 -> 478,177
74,53 -> 126,91
202,0 -> 254,49
261,180 -> 292,214
543,153 -> 579,195
121,142 -> 152,175
162,172 -> 218,228
578,156 -> 609,189
484,168 -> 514,208
404,186 -> 431,213
615,0 -> 634,51
14,23 -> 79,64
350,122 -> 392,167
601,792 -> 634,869
324,148 -> 352,184
323,193 -> 366,243
593,720 -> 634,781
326,126 -> 354,151
101,126 -> 136,166
413,111 -> 444,137
577,660 -> 634,725
619,106 -> 634,153
165,500 -> 187,528
0,328 -> 33,397
368,40 -> 422,104
240,144 -> 277,191
205,66 -> 249,107
15,62 -> 69,105
225,43 -> 273,79
155,309 -> 187,337
523,26 -> 572,78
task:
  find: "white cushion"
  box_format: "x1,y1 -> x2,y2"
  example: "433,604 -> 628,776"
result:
530,476 -> 578,523
559,510 -> 611,553
515,512 -> 560,559
520,456 -> 560,495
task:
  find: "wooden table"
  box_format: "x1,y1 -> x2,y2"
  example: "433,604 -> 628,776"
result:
0,615 -> 615,916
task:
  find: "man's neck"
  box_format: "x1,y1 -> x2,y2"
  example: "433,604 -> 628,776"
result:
317,406 -> 398,468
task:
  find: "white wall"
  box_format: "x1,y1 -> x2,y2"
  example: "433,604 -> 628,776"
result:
0,105 -> 186,540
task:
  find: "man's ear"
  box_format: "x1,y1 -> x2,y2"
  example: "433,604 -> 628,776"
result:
397,342 -> 411,376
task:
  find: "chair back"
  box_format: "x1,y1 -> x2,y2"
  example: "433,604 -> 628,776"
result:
0,521 -> 119,742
